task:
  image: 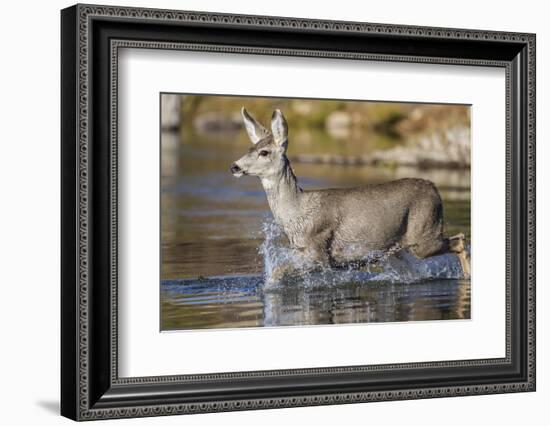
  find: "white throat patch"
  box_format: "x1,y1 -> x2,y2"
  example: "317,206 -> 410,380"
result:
261,177 -> 277,191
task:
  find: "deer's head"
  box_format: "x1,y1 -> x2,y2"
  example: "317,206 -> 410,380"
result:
231,108 -> 289,179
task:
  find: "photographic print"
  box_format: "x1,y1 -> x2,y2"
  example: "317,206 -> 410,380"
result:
160,94 -> 471,331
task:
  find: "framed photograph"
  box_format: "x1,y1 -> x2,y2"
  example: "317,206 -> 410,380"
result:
61,4 -> 536,421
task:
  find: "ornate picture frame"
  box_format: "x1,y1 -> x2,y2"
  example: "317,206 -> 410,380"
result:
61,4 -> 535,420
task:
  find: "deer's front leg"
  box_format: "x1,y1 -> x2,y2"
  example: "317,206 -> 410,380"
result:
300,230 -> 333,269
264,239 -> 308,287
301,244 -> 330,269
266,245 -> 327,286
265,240 -> 330,287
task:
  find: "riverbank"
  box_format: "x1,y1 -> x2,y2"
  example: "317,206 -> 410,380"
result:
290,126 -> 470,169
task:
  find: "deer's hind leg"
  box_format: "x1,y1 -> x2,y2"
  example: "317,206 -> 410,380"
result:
403,188 -> 470,277
447,233 -> 470,278
408,234 -> 470,279
408,236 -> 448,259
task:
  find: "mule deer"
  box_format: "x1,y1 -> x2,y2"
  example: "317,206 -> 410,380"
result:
231,108 -> 470,282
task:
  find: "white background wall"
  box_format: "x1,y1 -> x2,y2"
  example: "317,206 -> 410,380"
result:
0,0 -> 546,424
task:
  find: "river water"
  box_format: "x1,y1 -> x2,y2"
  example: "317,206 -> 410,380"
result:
160,129 -> 471,331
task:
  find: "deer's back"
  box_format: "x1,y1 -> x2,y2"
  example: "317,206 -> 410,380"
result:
306,177 -> 440,208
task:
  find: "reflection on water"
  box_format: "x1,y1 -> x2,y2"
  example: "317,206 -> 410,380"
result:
161,276 -> 471,330
161,128 -> 471,330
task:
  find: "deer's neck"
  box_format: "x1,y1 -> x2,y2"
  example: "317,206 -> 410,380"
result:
261,159 -> 302,226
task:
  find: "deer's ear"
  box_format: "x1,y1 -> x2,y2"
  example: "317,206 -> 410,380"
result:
241,107 -> 269,145
271,109 -> 288,147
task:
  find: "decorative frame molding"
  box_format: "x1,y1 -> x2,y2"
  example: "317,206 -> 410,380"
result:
61,4 -> 535,421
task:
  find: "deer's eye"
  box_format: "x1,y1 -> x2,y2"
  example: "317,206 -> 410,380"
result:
259,150 -> 270,157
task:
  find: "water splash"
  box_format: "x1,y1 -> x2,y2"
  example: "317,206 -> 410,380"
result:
258,219 -> 468,290
259,220 -> 304,282
373,249 -> 466,283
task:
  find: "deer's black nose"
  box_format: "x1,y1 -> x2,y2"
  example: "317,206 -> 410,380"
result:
230,163 -> 241,174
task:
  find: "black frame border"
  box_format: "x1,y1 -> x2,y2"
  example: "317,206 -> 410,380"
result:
61,4 -> 535,421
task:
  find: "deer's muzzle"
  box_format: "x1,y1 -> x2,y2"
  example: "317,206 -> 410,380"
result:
230,163 -> 244,177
